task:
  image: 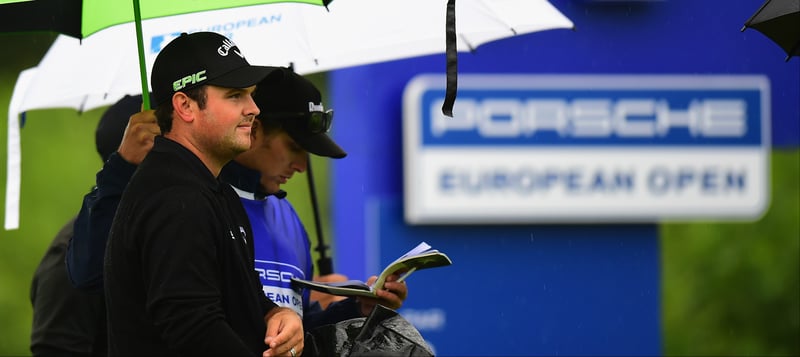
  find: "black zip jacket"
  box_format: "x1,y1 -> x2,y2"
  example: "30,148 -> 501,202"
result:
104,136 -> 277,356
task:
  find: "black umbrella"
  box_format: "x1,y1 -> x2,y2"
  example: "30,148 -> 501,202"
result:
742,0 -> 800,61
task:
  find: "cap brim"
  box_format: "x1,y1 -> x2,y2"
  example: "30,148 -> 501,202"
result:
294,132 -> 347,159
206,65 -> 281,89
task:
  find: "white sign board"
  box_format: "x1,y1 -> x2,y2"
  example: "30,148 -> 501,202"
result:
403,74 -> 770,224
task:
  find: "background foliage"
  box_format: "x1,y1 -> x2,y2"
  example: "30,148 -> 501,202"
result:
1,33 -> 798,356
661,150 -> 800,356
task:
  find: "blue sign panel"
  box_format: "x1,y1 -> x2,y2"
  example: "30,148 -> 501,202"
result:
329,2 -> 796,356
369,197 -> 661,356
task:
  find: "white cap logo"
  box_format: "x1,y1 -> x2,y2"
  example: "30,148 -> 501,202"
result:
308,102 -> 324,112
218,39 -> 243,58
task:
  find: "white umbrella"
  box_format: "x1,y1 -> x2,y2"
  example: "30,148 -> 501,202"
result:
5,0 -> 574,229
14,0 -> 573,114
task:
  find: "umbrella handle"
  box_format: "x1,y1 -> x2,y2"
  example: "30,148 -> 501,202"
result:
132,0 -> 150,110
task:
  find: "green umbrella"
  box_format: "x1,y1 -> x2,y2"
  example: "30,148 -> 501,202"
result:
0,0 -> 331,109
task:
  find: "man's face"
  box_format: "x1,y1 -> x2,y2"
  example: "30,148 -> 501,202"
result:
194,85 -> 259,160
251,130 -> 309,194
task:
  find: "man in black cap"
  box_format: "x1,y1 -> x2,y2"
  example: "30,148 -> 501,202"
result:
68,67 -> 407,332
103,32 -> 303,356
65,67 -> 401,356
30,94 -> 152,357
221,68 -> 409,331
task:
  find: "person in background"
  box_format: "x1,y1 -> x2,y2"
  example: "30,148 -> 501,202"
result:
30,94 -> 150,357
102,32 -> 302,356
66,94 -> 158,292
221,68 -> 408,331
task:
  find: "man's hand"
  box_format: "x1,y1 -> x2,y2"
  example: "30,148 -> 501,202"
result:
357,273 -> 409,317
117,110 -> 160,165
263,307 -> 303,357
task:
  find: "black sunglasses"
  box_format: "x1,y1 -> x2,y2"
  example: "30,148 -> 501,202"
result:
270,109 -> 334,134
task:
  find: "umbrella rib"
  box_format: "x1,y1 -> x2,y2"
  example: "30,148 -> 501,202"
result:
458,25 -> 516,53
460,34 -> 476,53
743,0 -> 771,26
78,96 -> 87,114
786,40 -> 800,62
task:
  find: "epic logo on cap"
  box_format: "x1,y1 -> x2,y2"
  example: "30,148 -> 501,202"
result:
172,70 -> 207,91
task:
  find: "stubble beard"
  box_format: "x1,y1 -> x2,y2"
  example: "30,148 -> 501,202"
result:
200,124 -> 251,165
224,128 -> 251,159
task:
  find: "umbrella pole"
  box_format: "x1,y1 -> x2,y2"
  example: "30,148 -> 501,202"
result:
306,154 -> 334,275
132,0 -> 151,110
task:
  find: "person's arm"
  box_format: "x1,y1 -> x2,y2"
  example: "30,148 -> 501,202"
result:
301,273 -> 359,331
303,296 -> 361,331
66,110 -> 158,292
31,217 -> 106,356
65,153 -> 136,292
309,274 -> 348,309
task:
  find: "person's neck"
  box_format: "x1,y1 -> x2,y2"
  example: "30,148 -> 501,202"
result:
165,132 -> 229,177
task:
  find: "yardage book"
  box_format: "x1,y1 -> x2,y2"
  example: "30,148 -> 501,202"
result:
290,242 -> 452,298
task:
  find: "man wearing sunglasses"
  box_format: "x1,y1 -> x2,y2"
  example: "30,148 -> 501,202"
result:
221,67 -> 409,330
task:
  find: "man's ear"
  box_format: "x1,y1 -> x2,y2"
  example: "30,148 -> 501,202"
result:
172,92 -> 194,123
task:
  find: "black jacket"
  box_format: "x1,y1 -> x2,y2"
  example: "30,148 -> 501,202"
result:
30,216 -> 107,356
104,136 -> 276,356
67,151 -> 137,292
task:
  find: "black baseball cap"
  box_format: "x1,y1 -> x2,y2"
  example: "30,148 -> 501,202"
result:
150,31 -> 279,107
96,94 -> 150,162
254,68 -> 346,159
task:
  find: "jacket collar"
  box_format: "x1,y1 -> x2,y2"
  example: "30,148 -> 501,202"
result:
152,136 -> 222,192
219,160 -> 287,200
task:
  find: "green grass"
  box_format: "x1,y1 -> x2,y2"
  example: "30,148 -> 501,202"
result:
0,106 -> 105,355
661,150 -> 800,357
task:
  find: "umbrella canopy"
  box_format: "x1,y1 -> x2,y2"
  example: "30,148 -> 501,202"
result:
4,0 -> 574,230
12,0 -> 574,115
0,0 -> 330,110
2,0 -> 330,231
0,0 -> 329,38
742,0 -> 800,61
